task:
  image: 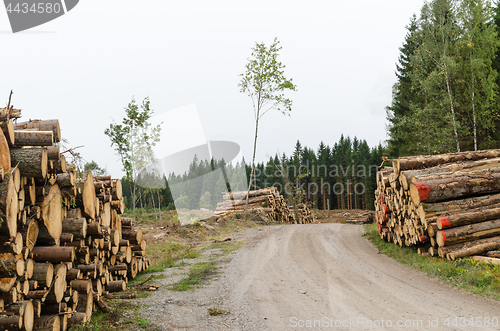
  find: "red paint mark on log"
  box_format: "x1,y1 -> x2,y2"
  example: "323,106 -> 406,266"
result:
416,183 -> 431,202
440,231 -> 446,244
439,217 -> 451,227
383,204 -> 388,214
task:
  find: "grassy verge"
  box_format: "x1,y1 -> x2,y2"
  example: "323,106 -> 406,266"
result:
71,301 -> 157,331
168,261 -> 218,291
364,223 -> 500,300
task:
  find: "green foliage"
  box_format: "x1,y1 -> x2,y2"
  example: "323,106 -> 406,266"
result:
104,97 -> 160,180
168,262 -> 217,291
208,307 -> 230,316
239,37 -> 297,116
84,160 -> 106,177
387,0 -> 500,156
239,37 -> 297,203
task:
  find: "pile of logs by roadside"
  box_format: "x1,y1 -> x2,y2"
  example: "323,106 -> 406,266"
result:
214,187 -> 315,224
0,104 -> 149,330
375,149 -> 500,261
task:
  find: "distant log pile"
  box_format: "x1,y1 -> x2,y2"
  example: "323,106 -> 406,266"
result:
0,105 -> 149,330
375,149 -> 500,261
215,187 -> 315,224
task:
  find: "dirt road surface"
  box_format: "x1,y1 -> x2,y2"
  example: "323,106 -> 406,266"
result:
141,224 -> 500,331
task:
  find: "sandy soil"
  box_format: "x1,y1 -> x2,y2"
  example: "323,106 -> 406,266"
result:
140,223 -> 500,331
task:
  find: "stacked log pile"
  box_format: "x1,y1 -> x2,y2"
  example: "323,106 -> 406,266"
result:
0,107 -> 149,330
215,187 -> 315,224
375,149 -> 500,261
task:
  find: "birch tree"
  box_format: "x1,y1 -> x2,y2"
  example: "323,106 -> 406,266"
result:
239,37 -> 297,211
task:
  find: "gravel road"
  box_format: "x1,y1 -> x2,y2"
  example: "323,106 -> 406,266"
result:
139,223 -> 500,331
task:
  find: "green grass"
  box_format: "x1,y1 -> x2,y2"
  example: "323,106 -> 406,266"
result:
143,241 -> 198,273
70,302 -> 157,331
364,223 -> 500,300
206,239 -> 245,255
168,262 -> 217,291
208,307 -> 230,316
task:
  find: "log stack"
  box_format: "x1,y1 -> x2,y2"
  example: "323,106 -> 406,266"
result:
0,108 -> 149,330
215,187 -> 315,224
375,149 -> 500,260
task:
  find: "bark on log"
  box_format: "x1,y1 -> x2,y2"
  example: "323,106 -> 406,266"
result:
14,120 -> 61,143
67,312 -> 87,324
61,217 -> 86,239
410,171 -> 500,205
13,130 -> 53,146
0,315 -> 21,330
436,219 -> 500,247
31,263 -> 53,287
70,279 -> 91,293
10,148 -> 47,179
448,242 -> 500,260
436,204 -> 500,229
32,247 -> 75,263
437,235 -> 500,258
107,280 -> 126,292
33,315 -> 60,331
395,149 -> 500,173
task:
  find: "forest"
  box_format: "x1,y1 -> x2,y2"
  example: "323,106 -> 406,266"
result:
121,0 -> 500,212
387,0 -> 500,156
120,137 -> 386,212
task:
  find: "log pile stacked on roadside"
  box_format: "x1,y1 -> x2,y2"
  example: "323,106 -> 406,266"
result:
0,107 -> 149,330
375,149 -> 500,261
215,187 -> 315,224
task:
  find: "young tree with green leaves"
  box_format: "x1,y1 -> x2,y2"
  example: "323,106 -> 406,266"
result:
104,97 -> 161,220
239,37 -> 297,211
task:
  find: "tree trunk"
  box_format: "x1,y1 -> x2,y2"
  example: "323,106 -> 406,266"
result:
14,119 -> 60,143
447,242 -> 500,260
436,219 -> 500,247
62,218 -> 87,239
13,131 -> 53,146
33,315 -> 60,331
31,247 -> 75,263
395,149 -> 500,173
436,204 -> 500,230
410,171 -> 500,205
31,263 -> 53,287
10,148 -> 47,179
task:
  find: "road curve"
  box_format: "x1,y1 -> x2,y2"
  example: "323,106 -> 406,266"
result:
225,224 -> 500,331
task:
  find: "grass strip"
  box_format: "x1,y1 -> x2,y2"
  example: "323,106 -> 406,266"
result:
169,262 -> 217,291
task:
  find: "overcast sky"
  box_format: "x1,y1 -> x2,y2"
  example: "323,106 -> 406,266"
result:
0,0 -> 426,178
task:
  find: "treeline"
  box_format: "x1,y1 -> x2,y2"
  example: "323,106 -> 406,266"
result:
119,136 -> 386,211
387,0 -> 500,157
